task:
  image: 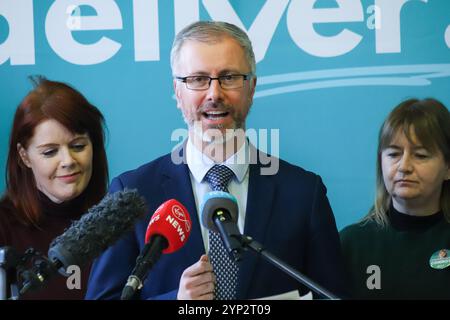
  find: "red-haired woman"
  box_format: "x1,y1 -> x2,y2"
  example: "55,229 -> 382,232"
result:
0,77 -> 108,299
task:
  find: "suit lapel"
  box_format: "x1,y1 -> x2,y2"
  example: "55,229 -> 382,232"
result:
160,146 -> 205,259
237,161 -> 276,299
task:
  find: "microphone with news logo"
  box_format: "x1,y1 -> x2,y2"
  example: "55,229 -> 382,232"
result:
120,199 -> 192,300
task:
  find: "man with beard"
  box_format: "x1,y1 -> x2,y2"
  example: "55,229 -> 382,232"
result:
86,21 -> 347,300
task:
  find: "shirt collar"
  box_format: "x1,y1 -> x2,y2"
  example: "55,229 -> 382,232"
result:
186,137 -> 249,184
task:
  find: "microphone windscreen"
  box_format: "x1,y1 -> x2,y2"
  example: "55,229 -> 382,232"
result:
144,199 -> 191,254
200,191 -> 238,232
48,188 -> 147,273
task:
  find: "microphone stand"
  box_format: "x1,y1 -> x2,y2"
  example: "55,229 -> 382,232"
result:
0,247 -> 22,300
0,258 -> 8,300
0,246 -> 58,300
238,235 -> 340,300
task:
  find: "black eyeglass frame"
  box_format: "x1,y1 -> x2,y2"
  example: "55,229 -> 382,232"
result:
175,73 -> 253,90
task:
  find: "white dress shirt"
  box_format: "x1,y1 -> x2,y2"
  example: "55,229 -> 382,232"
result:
186,138 -> 249,252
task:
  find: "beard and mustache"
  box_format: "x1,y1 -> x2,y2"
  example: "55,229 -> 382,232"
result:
185,101 -> 245,128
182,101 -> 249,143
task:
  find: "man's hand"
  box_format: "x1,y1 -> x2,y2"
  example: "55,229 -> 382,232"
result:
177,254 -> 215,300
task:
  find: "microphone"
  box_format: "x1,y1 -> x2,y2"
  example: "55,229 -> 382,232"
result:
200,191 -> 243,261
200,193 -> 340,299
20,189 -> 147,294
120,199 -> 192,300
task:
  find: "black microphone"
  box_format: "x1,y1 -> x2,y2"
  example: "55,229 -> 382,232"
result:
200,192 -> 339,299
19,189 -> 147,294
200,191 -> 243,261
120,199 -> 192,300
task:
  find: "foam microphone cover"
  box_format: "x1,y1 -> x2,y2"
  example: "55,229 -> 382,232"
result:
48,188 -> 147,273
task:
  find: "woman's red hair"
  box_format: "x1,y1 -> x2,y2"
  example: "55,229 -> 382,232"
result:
3,76 -> 108,226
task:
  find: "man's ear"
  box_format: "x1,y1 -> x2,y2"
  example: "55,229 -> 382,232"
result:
174,79 -> 182,110
248,76 -> 257,105
17,143 -> 31,168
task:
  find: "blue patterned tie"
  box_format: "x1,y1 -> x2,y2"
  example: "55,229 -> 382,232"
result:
204,165 -> 238,300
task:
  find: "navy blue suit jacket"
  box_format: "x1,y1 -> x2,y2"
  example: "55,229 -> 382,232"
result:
86,148 -> 347,299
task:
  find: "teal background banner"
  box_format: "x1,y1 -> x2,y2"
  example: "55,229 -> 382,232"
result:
1,0 -> 449,229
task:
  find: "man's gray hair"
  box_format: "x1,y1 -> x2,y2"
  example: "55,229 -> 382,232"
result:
170,21 -> 256,76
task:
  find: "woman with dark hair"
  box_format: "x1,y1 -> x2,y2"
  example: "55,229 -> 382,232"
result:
340,98 -> 450,299
0,76 -> 108,299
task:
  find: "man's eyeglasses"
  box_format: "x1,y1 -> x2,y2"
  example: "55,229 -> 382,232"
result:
175,74 -> 252,90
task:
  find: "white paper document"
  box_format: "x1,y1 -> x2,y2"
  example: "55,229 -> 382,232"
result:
257,290 -> 313,300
